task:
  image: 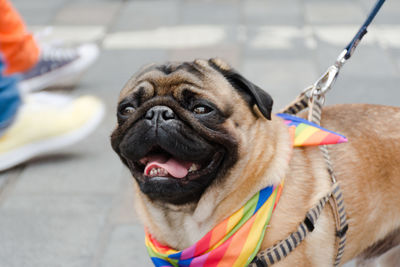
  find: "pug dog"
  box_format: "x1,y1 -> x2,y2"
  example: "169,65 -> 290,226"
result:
111,58 -> 400,266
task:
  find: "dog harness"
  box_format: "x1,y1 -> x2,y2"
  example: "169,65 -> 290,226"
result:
145,114 -> 347,267
250,1 -> 386,264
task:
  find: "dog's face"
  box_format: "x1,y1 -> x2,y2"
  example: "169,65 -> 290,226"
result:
111,58 -> 273,205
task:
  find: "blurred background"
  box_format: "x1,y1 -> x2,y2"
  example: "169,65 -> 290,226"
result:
0,0 -> 399,266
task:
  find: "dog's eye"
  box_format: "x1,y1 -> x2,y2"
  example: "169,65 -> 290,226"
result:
119,105 -> 135,117
192,105 -> 212,114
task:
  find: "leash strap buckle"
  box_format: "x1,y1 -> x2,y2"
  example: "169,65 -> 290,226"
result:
304,49 -> 347,102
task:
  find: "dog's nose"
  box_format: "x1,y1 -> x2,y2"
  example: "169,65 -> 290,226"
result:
145,106 -> 175,123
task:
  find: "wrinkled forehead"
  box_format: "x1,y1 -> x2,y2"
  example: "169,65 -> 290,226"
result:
118,60 -> 234,102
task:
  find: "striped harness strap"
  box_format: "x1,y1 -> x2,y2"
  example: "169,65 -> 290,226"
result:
329,183 -> 348,266
307,98 -> 349,267
250,95 -> 349,267
250,183 -> 347,267
250,184 -> 337,267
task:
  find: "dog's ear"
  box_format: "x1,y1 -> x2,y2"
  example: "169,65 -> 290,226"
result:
208,58 -> 273,120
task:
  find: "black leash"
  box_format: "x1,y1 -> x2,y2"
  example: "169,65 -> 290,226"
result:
344,0 -> 386,60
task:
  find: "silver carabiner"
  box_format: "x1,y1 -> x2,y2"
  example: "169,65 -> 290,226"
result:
314,64 -> 339,95
304,49 -> 348,99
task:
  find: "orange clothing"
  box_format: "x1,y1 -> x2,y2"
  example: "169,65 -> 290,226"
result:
0,0 -> 39,75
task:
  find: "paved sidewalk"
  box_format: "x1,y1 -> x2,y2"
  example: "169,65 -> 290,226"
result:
1,0 -> 399,266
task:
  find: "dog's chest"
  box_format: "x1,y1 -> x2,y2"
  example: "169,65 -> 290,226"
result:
160,212 -> 213,249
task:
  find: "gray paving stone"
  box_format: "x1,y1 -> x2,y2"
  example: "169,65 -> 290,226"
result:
0,195 -> 112,267
53,1 -> 121,26
100,224 -> 152,267
343,260 -> 356,267
314,42 -> 398,78
243,0 -> 302,26
0,175 -> 8,191
183,0 -> 241,2
10,0 -> 66,10
386,47 -> 400,75
245,25 -> 316,52
396,57 -> 400,75
244,47 -> 315,64
10,0 -> 66,25
181,1 -> 239,25
107,176 -> 139,225
326,75 -> 400,107
304,0 -> 365,25
0,169 -> 19,192
221,25 -> 245,44
15,9 -> 57,25
1,194 -> 113,215
169,44 -> 241,67
80,49 -> 168,100
397,60 -> 400,74
65,0 -> 124,2
111,0 -> 180,31
359,0 -> 400,25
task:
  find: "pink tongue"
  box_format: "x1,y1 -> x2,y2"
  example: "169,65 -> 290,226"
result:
143,155 -> 192,179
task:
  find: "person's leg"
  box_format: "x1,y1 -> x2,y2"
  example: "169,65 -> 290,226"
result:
0,56 -> 104,172
0,90 -> 104,171
0,0 -> 99,93
0,0 -> 40,75
0,0 -> 104,172
0,57 -> 21,135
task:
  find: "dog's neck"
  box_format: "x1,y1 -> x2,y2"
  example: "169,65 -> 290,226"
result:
133,115 -> 292,249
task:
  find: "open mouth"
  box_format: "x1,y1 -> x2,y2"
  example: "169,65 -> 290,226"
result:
127,146 -> 224,182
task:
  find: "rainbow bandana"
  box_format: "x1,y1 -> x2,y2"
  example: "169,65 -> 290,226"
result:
146,183 -> 283,267
145,114 -> 347,267
276,113 -> 347,146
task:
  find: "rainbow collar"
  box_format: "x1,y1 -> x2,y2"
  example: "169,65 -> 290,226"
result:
145,114 -> 347,267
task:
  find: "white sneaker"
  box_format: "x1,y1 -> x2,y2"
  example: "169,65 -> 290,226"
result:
19,43 -> 99,93
0,92 -> 104,171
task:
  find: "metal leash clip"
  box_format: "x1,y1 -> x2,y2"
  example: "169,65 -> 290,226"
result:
303,49 -> 348,103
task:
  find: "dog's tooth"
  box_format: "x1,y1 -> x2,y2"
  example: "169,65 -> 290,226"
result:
189,164 -> 199,172
148,167 -> 169,177
160,169 -> 166,176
